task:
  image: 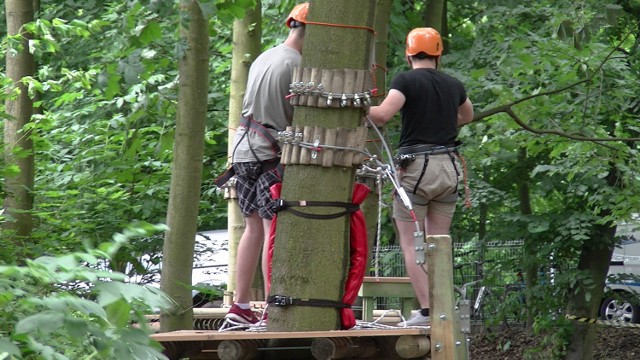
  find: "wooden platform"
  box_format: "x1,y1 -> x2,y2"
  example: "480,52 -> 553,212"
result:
152,328 -> 431,360
359,276 -> 419,322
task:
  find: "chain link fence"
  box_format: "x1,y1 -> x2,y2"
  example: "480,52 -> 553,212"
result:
367,240 -> 524,311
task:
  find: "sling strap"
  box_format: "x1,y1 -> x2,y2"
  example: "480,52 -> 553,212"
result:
214,117 -> 282,188
274,199 -> 360,220
267,295 -> 350,309
240,116 -> 281,155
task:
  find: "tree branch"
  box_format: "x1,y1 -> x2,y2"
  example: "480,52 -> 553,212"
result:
471,32 -> 638,144
504,108 -> 627,150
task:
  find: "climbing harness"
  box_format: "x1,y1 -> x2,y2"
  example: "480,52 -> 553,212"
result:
214,116 -> 283,188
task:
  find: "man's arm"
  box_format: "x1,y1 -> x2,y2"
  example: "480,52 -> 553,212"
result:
457,98 -> 474,127
367,89 -> 405,126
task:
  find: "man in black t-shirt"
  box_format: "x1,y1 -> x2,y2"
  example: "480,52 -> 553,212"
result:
367,27 -> 474,327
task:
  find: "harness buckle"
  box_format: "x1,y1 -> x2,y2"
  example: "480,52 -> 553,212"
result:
273,295 -> 293,306
274,199 -> 287,212
394,154 -> 416,169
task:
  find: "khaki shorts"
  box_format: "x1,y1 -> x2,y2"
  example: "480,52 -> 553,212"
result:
393,153 -> 461,222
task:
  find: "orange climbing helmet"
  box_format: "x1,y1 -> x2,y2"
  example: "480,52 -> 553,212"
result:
286,2 -> 309,28
405,27 -> 443,57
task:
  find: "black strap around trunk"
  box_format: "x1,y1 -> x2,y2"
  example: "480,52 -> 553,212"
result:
274,199 -> 360,220
267,295 -> 349,309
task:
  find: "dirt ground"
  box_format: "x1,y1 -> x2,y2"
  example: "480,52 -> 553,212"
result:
467,326 -> 640,360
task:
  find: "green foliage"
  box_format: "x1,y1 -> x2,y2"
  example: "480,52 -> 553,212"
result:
0,1 -> 638,356
0,0 -> 239,263
447,0 -> 640,252
0,223 -> 172,360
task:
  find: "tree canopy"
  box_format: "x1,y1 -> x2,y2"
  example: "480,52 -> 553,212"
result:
1,0 -> 639,358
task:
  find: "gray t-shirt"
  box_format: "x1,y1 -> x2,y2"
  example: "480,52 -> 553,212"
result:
231,44 -> 301,163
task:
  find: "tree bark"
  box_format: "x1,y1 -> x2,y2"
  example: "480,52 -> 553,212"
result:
423,0 -> 445,31
160,0 -> 209,332
226,1 -> 262,305
565,170 -> 619,360
515,147 -> 538,331
268,0 -> 375,332
3,0 -> 36,250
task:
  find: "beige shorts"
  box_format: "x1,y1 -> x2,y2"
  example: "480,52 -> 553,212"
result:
393,153 -> 461,222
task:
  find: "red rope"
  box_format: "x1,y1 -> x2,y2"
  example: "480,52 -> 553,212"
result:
370,63 -> 388,98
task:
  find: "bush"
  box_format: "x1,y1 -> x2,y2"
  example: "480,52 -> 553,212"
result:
0,224 -> 172,360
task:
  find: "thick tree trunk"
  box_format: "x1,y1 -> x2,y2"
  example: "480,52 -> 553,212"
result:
160,0 -> 209,332
565,229 -> 614,360
226,1 -> 262,305
3,0 -> 36,248
423,0 -> 445,31
268,0 -> 375,332
565,170 -> 619,360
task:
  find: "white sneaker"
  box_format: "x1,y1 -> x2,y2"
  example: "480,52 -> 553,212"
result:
399,311 -> 430,327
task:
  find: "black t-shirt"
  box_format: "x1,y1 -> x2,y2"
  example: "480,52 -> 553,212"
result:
390,68 -> 467,147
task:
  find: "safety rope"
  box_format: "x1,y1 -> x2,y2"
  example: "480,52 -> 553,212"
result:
217,307 -> 431,332
370,63 -> 388,98
565,314 -> 640,329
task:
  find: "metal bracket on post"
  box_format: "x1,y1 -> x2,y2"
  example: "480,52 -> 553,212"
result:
427,235 -> 469,360
414,231 -> 425,264
458,299 -> 471,334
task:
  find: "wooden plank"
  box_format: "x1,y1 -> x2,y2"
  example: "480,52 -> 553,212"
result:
359,280 -> 415,298
151,328 -> 428,343
426,235 -> 468,360
362,276 -> 411,284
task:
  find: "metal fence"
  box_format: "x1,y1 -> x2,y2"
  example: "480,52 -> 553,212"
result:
367,240 -> 524,311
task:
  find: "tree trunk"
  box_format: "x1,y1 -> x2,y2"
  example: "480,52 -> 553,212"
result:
423,0 -> 445,31
515,147 -> 537,331
3,0 -> 36,250
268,0 -> 375,332
225,1 -> 262,306
565,170 -> 619,360
160,0 -> 209,332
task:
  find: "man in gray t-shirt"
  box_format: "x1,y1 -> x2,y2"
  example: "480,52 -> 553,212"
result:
225,3 -> 307,325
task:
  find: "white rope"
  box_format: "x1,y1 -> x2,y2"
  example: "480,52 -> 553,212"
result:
218,306 -> 268,332
374,172 -> 383,279
353,309 -> 430,330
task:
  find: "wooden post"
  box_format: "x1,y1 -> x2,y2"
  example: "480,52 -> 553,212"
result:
426,235 -> 469,360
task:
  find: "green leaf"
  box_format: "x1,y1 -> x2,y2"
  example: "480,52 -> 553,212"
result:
0,337 -> 21,356
139,21 -> 162,45
528,220 -> 550,233
15,311 -> 65,335
105,298 -> 131,328
66,296 -> 108,318
64,317 -> 89,338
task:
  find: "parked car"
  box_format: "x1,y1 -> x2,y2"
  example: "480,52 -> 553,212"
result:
191,230 -> 229,307
600,217 -> 640,323
119,229 -> 229,308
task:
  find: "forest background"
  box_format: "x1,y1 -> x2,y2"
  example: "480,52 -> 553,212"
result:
1,0 -> 639,359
